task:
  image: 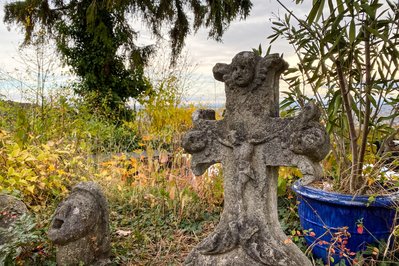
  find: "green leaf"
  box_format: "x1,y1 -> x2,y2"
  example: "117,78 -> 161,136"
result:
367,195 -> 376,205
349,19 -> 356,44
307,0 -> 322,25
336,0 -> 344,14
316,0 -> 325,22
351,98 -> 360,115
362,3 -> 383,20
326,31 -> 345,56
366,26 -> 388,42
272,21 -> 285,27
367,93 -> 377,108
277,176 -> 287,196
265,45 -> 271,56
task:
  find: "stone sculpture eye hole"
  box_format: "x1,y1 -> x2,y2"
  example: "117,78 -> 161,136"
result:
52,218 -> 64,229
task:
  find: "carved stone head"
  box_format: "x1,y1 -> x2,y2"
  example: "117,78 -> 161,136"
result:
230,51 -> 257,87
48,182 -> 110,265
213,51 -> 262,90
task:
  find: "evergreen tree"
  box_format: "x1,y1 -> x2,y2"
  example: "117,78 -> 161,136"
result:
4,0 -> 252,117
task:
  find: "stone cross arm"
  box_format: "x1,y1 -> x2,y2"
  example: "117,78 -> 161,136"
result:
183,102 -> 330,185
259,102 -> 330,184
182,109 -> 223,176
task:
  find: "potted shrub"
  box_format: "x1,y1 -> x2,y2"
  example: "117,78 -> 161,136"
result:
270,0 -> 399,264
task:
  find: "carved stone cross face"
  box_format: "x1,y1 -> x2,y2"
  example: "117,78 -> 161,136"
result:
183,51 -> 330,265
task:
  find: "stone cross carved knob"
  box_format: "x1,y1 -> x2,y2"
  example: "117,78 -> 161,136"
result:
182,51 -> 330,265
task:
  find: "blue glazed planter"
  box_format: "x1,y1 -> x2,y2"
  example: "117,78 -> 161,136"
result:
292,180 -> 398,264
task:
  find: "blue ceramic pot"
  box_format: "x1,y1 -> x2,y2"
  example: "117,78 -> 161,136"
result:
292,180 -> 398,264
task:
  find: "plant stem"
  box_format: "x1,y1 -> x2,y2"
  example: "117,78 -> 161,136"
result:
335,61 -> 359,193
357,19 -> 372,192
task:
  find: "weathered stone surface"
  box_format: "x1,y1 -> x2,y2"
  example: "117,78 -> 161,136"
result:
182,51 -> 330,265
48,182 -> 110,266
0,194 -> 28,245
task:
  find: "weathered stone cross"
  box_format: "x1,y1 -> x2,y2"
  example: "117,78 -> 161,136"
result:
182,52 -> 330,265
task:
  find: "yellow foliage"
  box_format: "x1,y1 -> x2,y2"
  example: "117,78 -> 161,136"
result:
279,166 -> 302,179
99,149 -> 224,212
0,130 -> 88,207
142,135 -> 153,141
135,77 -> 195,149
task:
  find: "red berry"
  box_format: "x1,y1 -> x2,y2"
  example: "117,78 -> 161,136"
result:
357,225 -> 364,234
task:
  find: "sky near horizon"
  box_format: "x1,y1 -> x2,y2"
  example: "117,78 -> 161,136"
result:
0,0 -> 309,105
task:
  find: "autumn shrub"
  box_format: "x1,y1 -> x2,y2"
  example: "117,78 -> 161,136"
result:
0,129 -> 91,209
0,95 -> 141,154
135,77 -> 195,151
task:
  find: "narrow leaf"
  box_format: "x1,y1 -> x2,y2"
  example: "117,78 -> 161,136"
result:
366,26 -> 388,42
337,0 -> 344,14
349,19 -> 355,44
307,0 -> 321,25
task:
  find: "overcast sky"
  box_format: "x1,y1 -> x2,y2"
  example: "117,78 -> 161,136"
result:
0,0 -> 310,104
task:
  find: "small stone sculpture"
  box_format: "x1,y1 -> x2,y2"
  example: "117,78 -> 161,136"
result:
48,182 -> 110,266
182,51 -> 330,265
0,194 -> 28,245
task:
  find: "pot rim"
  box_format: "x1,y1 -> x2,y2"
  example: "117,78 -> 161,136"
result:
292,180 -> 399,208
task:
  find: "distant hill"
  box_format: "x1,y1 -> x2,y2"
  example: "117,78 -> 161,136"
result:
0,100 -> 37,109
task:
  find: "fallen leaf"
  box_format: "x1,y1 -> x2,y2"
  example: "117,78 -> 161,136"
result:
116,229 -> 132,237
